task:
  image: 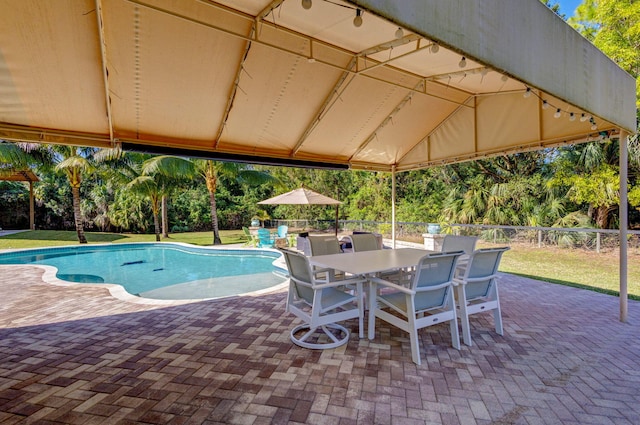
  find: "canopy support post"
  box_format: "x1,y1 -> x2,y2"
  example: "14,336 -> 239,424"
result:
391,165 -> 396,249
619,129 -> 629,322
29,180 -> 34,230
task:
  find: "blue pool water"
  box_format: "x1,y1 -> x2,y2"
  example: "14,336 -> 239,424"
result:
0,243 -> 286,300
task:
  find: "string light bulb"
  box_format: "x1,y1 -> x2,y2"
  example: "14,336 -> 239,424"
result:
554,108 -> 562,118
501,74 -> 508,82
569,112 -> 575,121
542,100 -> 550,109
301,0 -> 312,10
480,68 -> 489,76
430,43 -> 439,53
353,9 -> 363,27
580,113 -> 588,122
523,87 -> 532,98
395,27 -> 404,39
458,57 -> 467,68
591,123 -> 598,130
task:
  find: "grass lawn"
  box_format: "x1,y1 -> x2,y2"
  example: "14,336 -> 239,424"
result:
497,244 -> 640,300
0,230 -> 247,249
1,230 -> 637,300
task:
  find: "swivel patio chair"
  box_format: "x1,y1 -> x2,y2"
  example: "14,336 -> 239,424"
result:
282,249 -> 365,349
453,247 -> 510,346
368,251 -> 463,365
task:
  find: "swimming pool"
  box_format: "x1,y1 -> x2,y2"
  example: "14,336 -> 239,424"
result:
0,243 -> 287,301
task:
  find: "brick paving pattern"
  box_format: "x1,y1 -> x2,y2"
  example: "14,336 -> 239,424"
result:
0,264 -> 638,424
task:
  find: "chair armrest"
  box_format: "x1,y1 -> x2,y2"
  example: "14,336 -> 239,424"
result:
455,273 -> 499,286
313,276 -> 366,289
369,276 -> 415,294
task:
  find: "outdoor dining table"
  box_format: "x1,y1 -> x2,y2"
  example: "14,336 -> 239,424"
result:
308,248 -> 433,277
309,248 -> 436,339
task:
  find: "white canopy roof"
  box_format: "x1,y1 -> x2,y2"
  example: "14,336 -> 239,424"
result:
0,0 -> 635,171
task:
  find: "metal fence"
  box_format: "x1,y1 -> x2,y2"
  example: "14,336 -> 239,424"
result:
270,219 -> 640,253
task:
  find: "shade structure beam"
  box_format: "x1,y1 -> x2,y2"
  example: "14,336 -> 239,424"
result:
292,57 -> 358,156
395,96 -> 474,168
350,80 -> 425,162
256,0 -> 286,21
128,0 -> 475,110
94,0 -> 115,146
214,24 -> 256,148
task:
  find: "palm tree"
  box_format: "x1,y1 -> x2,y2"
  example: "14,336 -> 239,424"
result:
143,156 -> 279,244
1,142 -> 101,243
127,174 -> 163,241
53,146 -> 97,243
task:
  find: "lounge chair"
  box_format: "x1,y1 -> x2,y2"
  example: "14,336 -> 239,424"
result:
257,228 -> 275,248
242,226 -> 258,247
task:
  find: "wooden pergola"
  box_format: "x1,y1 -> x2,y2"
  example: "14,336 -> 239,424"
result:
0,170 -> 38,230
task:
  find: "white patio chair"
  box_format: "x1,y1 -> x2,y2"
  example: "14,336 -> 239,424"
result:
307,235 -> 344,280
368,251 -> 463,365
348,233 -> 381,252
453,247 -> 510,346
282,249 -> 365,349
441,235 -> 478,275
307,235 -> 342,255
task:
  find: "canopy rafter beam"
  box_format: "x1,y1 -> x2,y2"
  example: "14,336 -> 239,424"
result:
394,127 -> 620,172
94,0 -> 115,145
350,81 -> 425,162
214,23 -> 256,148
292,57 -> 358,156
396,96 -> 474,166
356,38 -> 436,76
128,0 -> 474,108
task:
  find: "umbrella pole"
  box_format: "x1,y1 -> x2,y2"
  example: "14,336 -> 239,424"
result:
335,205 -> 339,236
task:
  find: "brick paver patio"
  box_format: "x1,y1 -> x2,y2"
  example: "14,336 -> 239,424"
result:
0,264 -> 638,424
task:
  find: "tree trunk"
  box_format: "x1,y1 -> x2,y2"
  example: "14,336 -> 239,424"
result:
153,209 -> 161,242
72,185 -> 87,244
161,195 -> 169,238
209,190 -> 222,245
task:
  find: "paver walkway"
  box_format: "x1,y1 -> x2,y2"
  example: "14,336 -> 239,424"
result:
0,265 -> 638,424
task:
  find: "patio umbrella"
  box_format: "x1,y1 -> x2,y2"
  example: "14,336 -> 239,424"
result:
258,188 -> 342,235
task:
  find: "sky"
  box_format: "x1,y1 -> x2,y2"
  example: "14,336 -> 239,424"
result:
555,0 -> 582,17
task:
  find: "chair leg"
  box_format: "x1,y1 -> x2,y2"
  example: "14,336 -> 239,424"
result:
407,296 -> 422,365
456,285 -> 472,346
449,298 -> 461,350
357,282 -> 364,339
493,286 -> 503,336
493,303 -> 503,336
368,281 -> 377,340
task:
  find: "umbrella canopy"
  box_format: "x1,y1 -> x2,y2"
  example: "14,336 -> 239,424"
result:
258,188 -> 341,205
259,188 -> 341,235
